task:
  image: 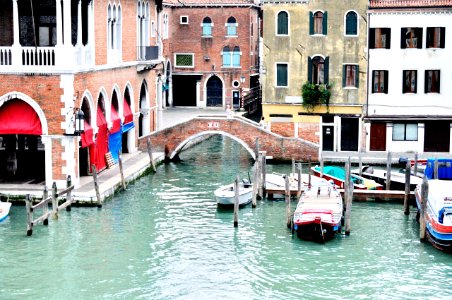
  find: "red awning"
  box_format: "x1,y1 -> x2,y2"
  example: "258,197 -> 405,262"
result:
110,105 -> 121,133
123,98 -> 133,124
0,99 -> 42,135
81,121 -> 94,148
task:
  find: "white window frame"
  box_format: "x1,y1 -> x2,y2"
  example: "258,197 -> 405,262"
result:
174,53 -> 194,68
343,10 -> 359,37
180,15 -> 189,25
275,62 -> 289,88
163,13 -> 169,39
225,20 -> 238,37
201,18 -> 214,37
275,10 -> 290,37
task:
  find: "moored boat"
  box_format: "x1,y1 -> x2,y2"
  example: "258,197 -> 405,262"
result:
0,202 -> 12,222
351,166 -> 422,191
312,165 -> 383,190
215,179 -> 253,206
292,179 -> 343,242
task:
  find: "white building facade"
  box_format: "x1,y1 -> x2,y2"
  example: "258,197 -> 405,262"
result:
366,0 -> 452,154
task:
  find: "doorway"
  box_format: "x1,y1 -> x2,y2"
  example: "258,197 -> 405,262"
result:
340,118 -> 359,151
369,122 -> 386,151
206,76 -> 223,107
424,121 -> 450,152
322,126 -> 334,151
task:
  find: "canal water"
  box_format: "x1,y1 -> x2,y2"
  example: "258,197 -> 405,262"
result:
1,135 -> 451,299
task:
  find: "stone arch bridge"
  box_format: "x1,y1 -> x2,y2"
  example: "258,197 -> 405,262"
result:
138,115 -> 319,162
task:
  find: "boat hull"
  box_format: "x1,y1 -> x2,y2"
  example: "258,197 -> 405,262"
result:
311,166 -> 382,190
215,183 -> 253,206
0,202 -> 12,222
294,221 -> 340,242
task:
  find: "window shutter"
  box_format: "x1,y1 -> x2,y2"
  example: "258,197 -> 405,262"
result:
386,29 -> 391,49
342,65 -> 346,87
424,70 -> 428,93
384,70 -> 388,94
355,65 -> 359,88
440,27 -> 446,48
401,28 -> 407,49
309,12 -> 314,35
414,71 -> 417,94
438,70 -> 441,93
417,28 -> 423,49
307,56 -> 312,82
371,71 -> 375,93
324,57 -> 329,84
323,11 -> 328,35
369,28 -> 375,49
402,71 -> 407,93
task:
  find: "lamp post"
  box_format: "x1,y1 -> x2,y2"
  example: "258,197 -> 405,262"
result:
74,109 -> 84,135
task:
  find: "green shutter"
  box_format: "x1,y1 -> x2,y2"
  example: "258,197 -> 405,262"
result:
417,28 -> 423,49
401,28 -> 407,49
324,56 -> 329,84
386,29 -> 391,49
323,11 -> 328,35
342,65 -> 346,87
369,28 -> 375,49
355,65 -> 359,88
309,12 -> 314,35
307,56 -> 312,82
384,70 -> 388,94
440,27 -> 446,48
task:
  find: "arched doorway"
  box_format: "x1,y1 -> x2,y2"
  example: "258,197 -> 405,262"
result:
0,99 -> 44,183
138,81 -> 149,136
108,91 -> 121,164
79,97 -> 94,176
206,76 -> 223,107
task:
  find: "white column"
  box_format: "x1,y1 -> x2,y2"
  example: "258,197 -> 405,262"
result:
364,122 -> 371,152
168,76 -> 173,107
87,0 -> 94,64
12,0 -> 20,46
418,123 -> 425,153
196,81 -> 201,107
63,0 -> 72,46
56,0 -> 63,46
156,76 -> 163,130
76,0 -> 82,46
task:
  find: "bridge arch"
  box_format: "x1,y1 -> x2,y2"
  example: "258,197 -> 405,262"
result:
170,130 -> 256,160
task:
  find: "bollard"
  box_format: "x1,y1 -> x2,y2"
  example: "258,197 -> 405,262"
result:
66,175 -> 72,212
403,160 -> 411,215
25,194 -> 33,236
233,175 -> 239,228
43,185 -> 49,226
386,151 -> 392,190
92,164 -> 102,208
51,182 -> 58,219
419,176 -> 429,241
146,137 -> 157,173
118,151 -> 126,190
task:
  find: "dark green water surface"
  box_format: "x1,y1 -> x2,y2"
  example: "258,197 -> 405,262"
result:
1,136 -> 451,299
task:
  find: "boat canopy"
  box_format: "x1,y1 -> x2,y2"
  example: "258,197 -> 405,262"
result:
424,159 -> 452,180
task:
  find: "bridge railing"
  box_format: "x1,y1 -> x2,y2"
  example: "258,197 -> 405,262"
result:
242,86 -> 261,115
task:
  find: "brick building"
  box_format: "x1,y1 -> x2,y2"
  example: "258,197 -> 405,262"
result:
160,0 -> 261,109
0,0 -> 163,188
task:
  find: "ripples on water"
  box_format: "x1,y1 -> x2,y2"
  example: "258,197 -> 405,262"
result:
1,135 -> 451,299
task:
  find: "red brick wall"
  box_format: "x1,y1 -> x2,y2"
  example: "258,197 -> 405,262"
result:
299,122 -> 320,144
271,122 -> 294,138
52,138 -> 65,181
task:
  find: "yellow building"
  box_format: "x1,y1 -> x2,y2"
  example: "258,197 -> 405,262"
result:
261,0 -> 367,152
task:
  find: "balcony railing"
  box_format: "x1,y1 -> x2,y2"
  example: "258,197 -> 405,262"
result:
0,47 -> 12,65
22,47 -> 55,66
369,0 -> 452,8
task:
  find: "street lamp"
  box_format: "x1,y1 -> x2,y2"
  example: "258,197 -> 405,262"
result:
74,109 -> 85,136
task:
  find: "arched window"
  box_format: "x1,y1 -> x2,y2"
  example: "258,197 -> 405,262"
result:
226,17 -> 237,36
277,11 -> 288,35
345,11 -> 358,36
232,46 -> 240,67
310,11 -> 327,35
202,17 -> 212,37
308,56 -> 329,84
222,46 -> 231,66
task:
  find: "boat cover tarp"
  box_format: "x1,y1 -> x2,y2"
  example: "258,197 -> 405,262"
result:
108,130 -> 121,164
425,159 -> 452,180
0,99 -> 42,135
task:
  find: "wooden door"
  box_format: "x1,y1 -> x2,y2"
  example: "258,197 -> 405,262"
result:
370,122 -> 386,151
322,126 -> 334,151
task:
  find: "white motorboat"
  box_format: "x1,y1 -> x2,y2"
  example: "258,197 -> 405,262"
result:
352,166 -> 423,191
215,179 -> 253,206
0,202 -> 12,222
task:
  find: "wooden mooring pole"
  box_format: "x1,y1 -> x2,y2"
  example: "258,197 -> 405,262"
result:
43,185 -> 49,226
386,151 -> 392,190
414,152 -> 418,175
51,182 -> 58,219
260,151 -> 267,198
308,155 -> 312,187
434,158 -> 439,179
285,175 -> 291,228
257,152 -> 263,199
344,157 -> 353,235
233,175 -> 239,228
25,194 -> 33,236
320,154 -> 324,178
358,150 -> 363,177
146,137 -> 157,173
297,163 -> 302,198
419,176 -> 429,241
252,162 -> 258,208
292,159 -> 295,177
92,164 -> 102,208
403,160 -> 411,215
118,151 -> 126,191
66,175 -> 72,212
255,137 -> 260,158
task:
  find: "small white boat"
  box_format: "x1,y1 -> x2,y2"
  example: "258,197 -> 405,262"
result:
215,179 -> 253,206
0,202 -> 12,222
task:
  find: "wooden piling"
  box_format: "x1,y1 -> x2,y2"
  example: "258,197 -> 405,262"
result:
66,175 -> 72,212
51,182 -> 58,219
344,157 -> 353,235
43,185 -> 49,226
434,158 -> 439,179
358,150 -> 363,177
285,175 -> 291,228
414,152 -> 418,175
118,151 -> 126,191
386,151 -> 392,190
146,137 -> 157,173
403,160 -> 411,215
92,164 -> 102,208
308,155 -> 312,187
255,137 -> 260,158
320,154 -> 324,178
419,176 -> 429,241
257,152 -> 263,199
252,162 -> 258,208
297,163 -> 302,198
25,194 -> 33,236
261,151 -> 267,197
292,158 -> 295,176
233,175 -> 239,228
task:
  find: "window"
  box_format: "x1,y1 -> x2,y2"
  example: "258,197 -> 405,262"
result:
163,13 -> 168,39
276,63 -> 288,87
308,56 -> 329,84
309,11 -> 327,35
175,53 -> 194,68
202,17 -> 212,37
222,46 -> 240,67
427,27 -> 445,48
369,28 -> 391,49
343,64 -> 359,88
226,17 -> 237,36
180,16 -> 188,24
403,70 -> 417,93
277,11 -> 288,35
393,123 -> 418,141
372,70 -> 388,93
401,28 -> 422,49
425,70 -> 440,93
345,11 -> 357,36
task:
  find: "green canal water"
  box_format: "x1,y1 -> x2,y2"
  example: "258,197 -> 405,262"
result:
1,136 -> 451,299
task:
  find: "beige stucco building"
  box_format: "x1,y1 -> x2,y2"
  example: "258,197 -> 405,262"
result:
261,0 -> 368,152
